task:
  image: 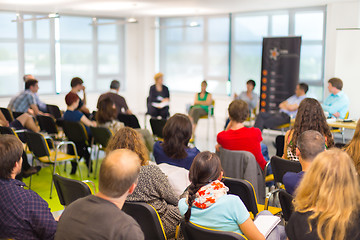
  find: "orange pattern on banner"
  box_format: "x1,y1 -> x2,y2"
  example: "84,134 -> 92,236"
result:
261,101 -> 266,107
262,86 -> 267,91
261,109 -> 265,112
262,70 -> 268,76
261,93 -> 266,99
262,78 -> 267,84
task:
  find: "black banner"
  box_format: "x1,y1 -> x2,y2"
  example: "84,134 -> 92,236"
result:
259,37 -> 301,113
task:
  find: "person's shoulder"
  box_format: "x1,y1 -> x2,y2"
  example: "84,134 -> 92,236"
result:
248,127 -> 262,135
283,171 -> 298,182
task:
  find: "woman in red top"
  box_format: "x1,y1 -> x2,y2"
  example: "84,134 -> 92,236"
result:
216,100 -> 267,170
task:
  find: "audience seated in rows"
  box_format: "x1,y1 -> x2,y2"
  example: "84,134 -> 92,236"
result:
96,97 -> 154,152
254,83 -> 308,131
286,149 -> 360,239
68,77 -> 90,116
282,130 -> 325,195
234,79 -> 258,111
344,119 -> 360,174
188,80 -> 213,135
0,135 -> 57,239
63,92 -> 96,174
55,149 -> 144,240
147,72 -> 170,119
323,77 -> 349,119
283,98 -> 334,161
106,127 -> 181,239
178,151 -> 285,240
154,113 -> 200,170
8,79 -> 48,118
217,100 -> 267,170
23,74 -> 47,113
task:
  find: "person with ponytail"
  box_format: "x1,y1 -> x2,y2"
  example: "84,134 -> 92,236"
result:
178,151 -> 266,240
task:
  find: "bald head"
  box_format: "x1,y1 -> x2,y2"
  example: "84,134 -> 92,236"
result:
99,149 -> 141,198
23,74 -> 35,82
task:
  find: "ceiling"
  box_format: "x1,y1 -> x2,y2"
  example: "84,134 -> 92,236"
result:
0,0 -> 355,18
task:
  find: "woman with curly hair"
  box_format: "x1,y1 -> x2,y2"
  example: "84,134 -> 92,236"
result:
283,98 -> 334,160
154,113 -> 200,170
106,127 -> 181,240
286,149 -> 360,240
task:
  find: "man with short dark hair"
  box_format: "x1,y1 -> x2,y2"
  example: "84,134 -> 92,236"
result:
323,77 -> 349,119
0,135 -> 57,239
68,77 -> 90,115
97,80 -> 132,115
283,130 -> 326,195
8,79 -> 45,116
55,149 -> 144,240
254,83 -> 308,131
23,74 -> 47,112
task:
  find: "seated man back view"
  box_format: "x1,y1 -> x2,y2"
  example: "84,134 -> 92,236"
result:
55,149 -> 144,240
0,135 -> 57,240
283,130 -> 326,195
254,83 -> 308,131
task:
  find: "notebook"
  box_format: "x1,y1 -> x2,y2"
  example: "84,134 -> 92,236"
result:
254,215 -> 281,238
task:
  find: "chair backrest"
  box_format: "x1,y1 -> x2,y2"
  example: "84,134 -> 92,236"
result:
180,219 -> 247,240
53,174 -> 92,206
90,126 -> 112,147
270,156 -> 302,184
37,115 -> 59,135
150,118 -> 167,139
46,104 -> 62,119
63,121 -> 88,143
278,189 -> 294,222
122,202 -> 167,240
117,113 -> 141,129
0,126 -> 16,135
218,148 -> 265,204
223,178 -> 258,216
12,111 -> 24,119
0,107 -> 14,122
275,135 -> 285,157
25,131 -> 50,158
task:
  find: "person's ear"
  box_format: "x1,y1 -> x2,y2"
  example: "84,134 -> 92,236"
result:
218,171 -> 224,180
296,147 -> 301,157
128,182 -> 137,194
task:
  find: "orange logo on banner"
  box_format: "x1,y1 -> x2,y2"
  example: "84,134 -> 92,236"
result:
262,86 -> 267,91
261,101 -> 266,107
261,93 -> 266,99
262,78 -> 267,84
262,70 -> 268,76
261,109 -> 265,112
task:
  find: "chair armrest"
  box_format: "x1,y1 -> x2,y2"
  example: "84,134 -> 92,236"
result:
264,189 -> 282,210
14,129 -> 28,134
82,180 -> 96,194
56,141 -> 79,159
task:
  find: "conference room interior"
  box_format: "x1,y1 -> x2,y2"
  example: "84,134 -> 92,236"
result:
0,0 -> 360,237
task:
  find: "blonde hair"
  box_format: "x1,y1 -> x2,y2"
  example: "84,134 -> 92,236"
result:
344,119 -> 360,174
294,148 -> 360,240
154,72 -> 163,81
106,127 -> 149,166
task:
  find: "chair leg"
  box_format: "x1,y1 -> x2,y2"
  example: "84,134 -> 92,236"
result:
94,146 -> 100,179
88,147 -> 93,178
50,164 -> 56,199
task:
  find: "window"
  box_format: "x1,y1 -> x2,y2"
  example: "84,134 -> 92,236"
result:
0,11 -> 126,96
159,15 -> 230,94
232,7 -> 326,100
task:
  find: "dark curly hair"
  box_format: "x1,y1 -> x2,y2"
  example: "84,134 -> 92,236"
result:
290,98 -> 334,155
162,113 -> 192,159
185,151 -> 222,222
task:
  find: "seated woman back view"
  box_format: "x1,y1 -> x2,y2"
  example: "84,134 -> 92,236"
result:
106,127 -> 181,240
344,119 -> 360,174
179,151 -> 268,240
283,98 -> 334,160
286,149 -> 360,240
153,113 -> 200,170
97,97 -> 154,152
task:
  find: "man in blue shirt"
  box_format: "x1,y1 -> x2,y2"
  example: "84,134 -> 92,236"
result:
23,74 -> 48,113
254,83 -> 308,131
283,130 -> 326,195
323,77 -> 349,119
0,135 -> 57,239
